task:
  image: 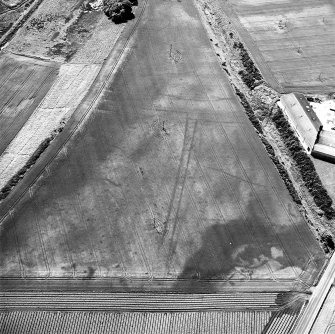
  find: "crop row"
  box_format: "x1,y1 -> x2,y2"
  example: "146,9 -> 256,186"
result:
0,310 -> 273,333
0,292 -> 280,312
265,306 -> 301,334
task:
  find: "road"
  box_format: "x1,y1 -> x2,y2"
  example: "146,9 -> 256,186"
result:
293,253 -> 335,333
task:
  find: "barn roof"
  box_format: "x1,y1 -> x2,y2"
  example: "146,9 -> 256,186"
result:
312,143 -> 335,163
292,93 -> 323,131
280,93 -> 323,150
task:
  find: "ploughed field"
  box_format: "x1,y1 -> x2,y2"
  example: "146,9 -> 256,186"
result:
0,291 -> 304,333
0,310 -> 290,334
0,0 -> 325,291
226,0 -> 335,93
0,54 -> 58,155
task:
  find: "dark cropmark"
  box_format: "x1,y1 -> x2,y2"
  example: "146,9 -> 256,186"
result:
174,199 -> 316,293
0,0 -> 325,292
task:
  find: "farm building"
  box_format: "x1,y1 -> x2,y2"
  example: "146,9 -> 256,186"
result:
280,93 -> 323,153
312,130 -> 335,163
313,144 -> 335,163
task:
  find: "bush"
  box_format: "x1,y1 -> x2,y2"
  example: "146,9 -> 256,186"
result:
103,0 -> 135,23
234,42 -> 262,89
0,128 -> 62,202
272,108 -> 335,219
321,233 -> 335,252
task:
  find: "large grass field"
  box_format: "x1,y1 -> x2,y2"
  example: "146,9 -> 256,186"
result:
0,0 -> 325,291
226,0 -> 335,93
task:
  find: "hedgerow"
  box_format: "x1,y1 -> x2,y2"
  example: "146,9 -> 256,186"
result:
233,41 -> 262,89
272,107 -> 335,219
0,126 -> 63,202
234,86 -> 263,134
320,232 -> 335,253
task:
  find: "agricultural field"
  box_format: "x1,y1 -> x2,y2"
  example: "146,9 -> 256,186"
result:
0,53 -> 58,156
224,0 -> 335,93
313,158 -> 335,201
0,62 -> 101,190
0,310 -> 275,334
0,0 -> 325,293
4,0 -> 126,63
0,291 -> 304,333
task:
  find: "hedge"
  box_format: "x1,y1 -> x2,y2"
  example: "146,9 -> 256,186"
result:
0,128 -> 63,202
272,108 -> 335,219
234,86 -> 263,134
234,41 -> 262,89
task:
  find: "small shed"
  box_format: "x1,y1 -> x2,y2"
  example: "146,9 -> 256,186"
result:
280,93 -> 323,153
312,144 -> 335,163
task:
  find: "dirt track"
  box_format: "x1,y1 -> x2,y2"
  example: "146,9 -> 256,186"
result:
0,0 -> 325,292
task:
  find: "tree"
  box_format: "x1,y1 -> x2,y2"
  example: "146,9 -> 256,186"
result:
103,0 -> 134,23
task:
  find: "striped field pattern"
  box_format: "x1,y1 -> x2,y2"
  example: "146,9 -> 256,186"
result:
0,307 -> 303,334
0,292 -> 282,312
0,311 -> 273,334
224,0 -> 335,93
0,291 -> 304,333
0,54 -> 58,156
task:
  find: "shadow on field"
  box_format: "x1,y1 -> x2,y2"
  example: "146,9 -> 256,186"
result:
172,200 -> 321,293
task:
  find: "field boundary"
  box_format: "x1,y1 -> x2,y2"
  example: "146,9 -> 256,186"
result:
218,1 -> 283,93
0,277 -> 303,293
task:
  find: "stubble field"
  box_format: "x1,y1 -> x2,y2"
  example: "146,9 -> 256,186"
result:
0,0 -> 325,292
225,0 -> 335,93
